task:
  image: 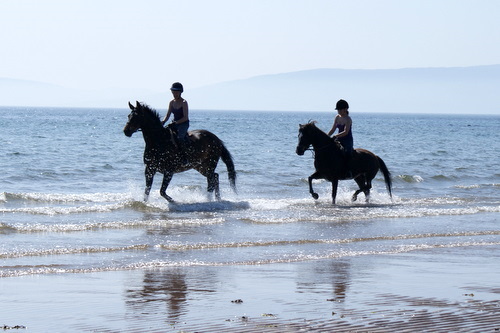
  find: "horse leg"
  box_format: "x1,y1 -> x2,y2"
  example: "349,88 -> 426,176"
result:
144,166 -> 155,202
196,163 -> 221,201
352,176 -> 366,202
364,179 -> 372,203
331,179 -> 339,205
352,175 -> 372,203
207,172 -> 221,201
159,172 -> 175,203
308,172 -> 321,200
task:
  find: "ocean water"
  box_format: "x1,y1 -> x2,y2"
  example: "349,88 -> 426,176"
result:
0,107 -> 499,278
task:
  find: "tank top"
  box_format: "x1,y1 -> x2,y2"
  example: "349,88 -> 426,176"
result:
336,123 -> 354,154
171,105 -> 184,121
336,124 -> 353,141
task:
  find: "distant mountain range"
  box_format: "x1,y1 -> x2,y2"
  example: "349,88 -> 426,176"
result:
1,65 -> 499,114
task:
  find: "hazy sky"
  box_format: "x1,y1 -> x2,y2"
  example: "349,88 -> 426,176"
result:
1,0 -> 499,92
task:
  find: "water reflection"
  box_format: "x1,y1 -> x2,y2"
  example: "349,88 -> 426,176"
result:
330,260 -> 350,301
124,269 -> 189,322
296,259 -> 351,302
123,260 -> 353,325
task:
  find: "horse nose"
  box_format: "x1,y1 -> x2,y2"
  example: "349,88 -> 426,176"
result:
123,127 -> 133,137
296,146 -> 304,155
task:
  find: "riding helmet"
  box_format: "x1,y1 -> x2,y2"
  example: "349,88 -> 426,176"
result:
170,82 -> 184,92
335,99 -> 349,110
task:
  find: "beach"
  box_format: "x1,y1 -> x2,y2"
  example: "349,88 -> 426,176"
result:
1,108 -> 499,332
2,241 -> 499,332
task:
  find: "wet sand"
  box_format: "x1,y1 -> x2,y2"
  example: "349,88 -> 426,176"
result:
1,244 -> 499,332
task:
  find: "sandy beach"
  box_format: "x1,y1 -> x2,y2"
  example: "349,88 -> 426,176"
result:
1,244 -> 499,332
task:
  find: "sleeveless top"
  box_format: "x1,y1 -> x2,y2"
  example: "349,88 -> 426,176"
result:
336,124 -> 353,141
336,123 -> 353,154
171,105 -> 184,121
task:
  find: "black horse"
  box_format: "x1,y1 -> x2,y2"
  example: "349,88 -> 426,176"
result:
124,101 -> 236,202
296,122 -> 392,205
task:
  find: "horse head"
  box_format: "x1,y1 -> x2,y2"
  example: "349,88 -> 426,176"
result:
123,101 -> 144,137
296,122 -> 317,155
296,122 -> 341,156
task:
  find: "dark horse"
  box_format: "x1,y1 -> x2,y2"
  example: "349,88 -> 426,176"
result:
296,122 -> 392,205
123,101 -> 236,202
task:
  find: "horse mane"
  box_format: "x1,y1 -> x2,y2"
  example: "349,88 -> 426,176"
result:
303,121 -> 331,140
137,102 -> 162,123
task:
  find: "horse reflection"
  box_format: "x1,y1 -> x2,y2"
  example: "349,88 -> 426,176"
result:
124,270 -> 188,322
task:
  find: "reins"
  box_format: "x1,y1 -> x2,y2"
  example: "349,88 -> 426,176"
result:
310,141 -> 337,155
303,141 -> 337,159
316,141 -> 337,152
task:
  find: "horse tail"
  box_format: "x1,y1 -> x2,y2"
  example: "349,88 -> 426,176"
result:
377,156 -> 392,199
220,143 -> 237,193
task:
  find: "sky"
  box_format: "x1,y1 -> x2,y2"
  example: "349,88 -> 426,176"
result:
1,0 -> 499,94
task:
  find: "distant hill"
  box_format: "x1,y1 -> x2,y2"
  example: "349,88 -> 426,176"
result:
1,65 -> 499,114
184,65 -> 500,114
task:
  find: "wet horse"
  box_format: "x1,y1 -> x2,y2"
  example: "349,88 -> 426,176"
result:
124,101 -> 236,202
296,122 -> 392,204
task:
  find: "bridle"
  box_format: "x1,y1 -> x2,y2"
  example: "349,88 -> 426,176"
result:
299,133 -> 337,155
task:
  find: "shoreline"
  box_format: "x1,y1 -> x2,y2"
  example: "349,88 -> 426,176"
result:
1,244 -> 499,332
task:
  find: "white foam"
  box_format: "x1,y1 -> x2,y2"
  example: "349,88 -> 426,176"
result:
3,191 -> 131,203
0,202 -> 127,216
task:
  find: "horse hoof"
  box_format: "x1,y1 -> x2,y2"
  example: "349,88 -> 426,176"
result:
163,195 -> 175,203
312,193 -> 319,200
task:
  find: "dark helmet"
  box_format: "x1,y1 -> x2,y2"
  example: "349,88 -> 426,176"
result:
170,82 -> 184,92
335,99 -> 349,110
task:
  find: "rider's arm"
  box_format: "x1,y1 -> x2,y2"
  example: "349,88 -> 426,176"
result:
162,102 -> 173,125
327,116 -> 339,137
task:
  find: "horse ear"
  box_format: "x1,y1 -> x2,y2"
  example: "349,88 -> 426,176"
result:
136,101 -> 140,108
128,101 -> 134,110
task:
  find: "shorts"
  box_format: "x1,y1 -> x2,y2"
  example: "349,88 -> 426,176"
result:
175,121 -> 189,142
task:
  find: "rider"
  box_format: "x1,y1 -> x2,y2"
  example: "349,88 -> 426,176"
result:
327,99 -> 353,178
162,82 -> 190,165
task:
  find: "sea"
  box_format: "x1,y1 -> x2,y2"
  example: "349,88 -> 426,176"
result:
0,107 -> 498,277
